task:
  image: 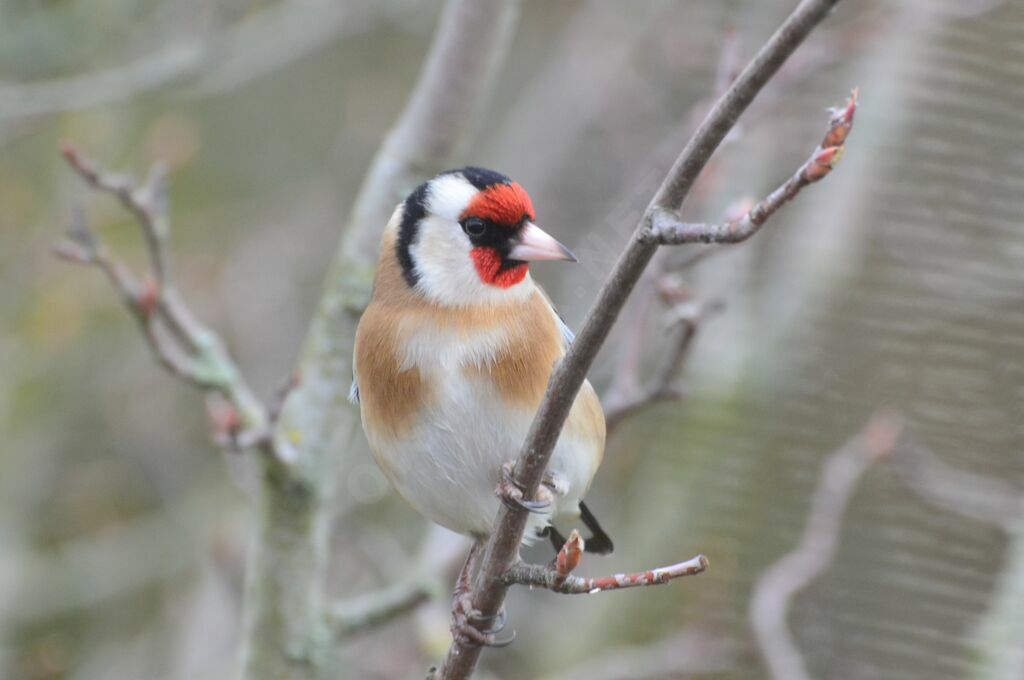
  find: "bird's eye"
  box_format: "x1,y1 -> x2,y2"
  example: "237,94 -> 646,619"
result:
461,217 -> 487,238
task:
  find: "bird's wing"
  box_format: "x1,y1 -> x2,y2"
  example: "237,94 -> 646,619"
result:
536,285 -> 575,349
555,313 -> 575,348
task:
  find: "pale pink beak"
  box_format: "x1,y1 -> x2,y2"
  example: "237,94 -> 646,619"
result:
508,222 -> 578,262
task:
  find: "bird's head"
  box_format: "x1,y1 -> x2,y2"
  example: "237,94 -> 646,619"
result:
394,167 -> 576,307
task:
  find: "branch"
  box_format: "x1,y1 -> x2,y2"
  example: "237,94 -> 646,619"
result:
55,143 -> 269,437
328,578 -> 439,638
603,291 -> 724,433
749,412 -> 903,680
438,1 -> 849,676
0,1 -> 400,125
640,88 -> 856,246
233,1 -> 521,678
893,439 -> 1021,531
600,30 -> 741,433
502,554 -> 708,595
53,1 -> 519,677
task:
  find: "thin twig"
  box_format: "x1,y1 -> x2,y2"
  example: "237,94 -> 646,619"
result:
502,554 -> 708,594
55,144 -> 269,437
437,1 -> 848,677
641,88 -> 856,246
603,294 -> 724,433
749,411 -> 903,680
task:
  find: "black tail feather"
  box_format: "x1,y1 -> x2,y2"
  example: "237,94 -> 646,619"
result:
540,501 -> 614,555
578,501 -> 614,554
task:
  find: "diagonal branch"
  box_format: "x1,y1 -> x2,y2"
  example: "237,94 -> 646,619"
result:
749,411 -> 903,680
437,1 -> 850,677
603,292 -> 725,433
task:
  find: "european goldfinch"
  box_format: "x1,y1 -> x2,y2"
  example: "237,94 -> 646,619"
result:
352,167 -> 612,555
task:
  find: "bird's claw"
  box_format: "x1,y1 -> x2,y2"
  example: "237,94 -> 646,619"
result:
496,461 -> 552,514
451,595 -> 515,648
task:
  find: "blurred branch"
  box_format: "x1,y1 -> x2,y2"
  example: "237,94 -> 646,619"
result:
890,438 -> 1024,680
54,143 -> 269,437
893,439 -> 1021,531
438,1 -> 849,677
973,520 -> 1024,680
1,486 -> 227,625
0,0 -> 402,125
749,412 -> 903,680
329,578 -> 439,638
603,290 -> 724,433
0,42 -> 208,122
192,0 -> 411,95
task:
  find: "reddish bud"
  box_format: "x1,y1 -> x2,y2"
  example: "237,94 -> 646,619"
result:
805,146 -> 844,182
864,410 -> 904,461
555,529 -> 585,578
136,277 -> 160,318
822,88 -> 858,147
60,140 -> 79,164
207,395 -> 242,450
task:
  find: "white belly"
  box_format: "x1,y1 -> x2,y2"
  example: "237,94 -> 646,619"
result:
366,367 -> 596,540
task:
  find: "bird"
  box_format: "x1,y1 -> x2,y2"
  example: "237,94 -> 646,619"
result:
351,167 -> 613,564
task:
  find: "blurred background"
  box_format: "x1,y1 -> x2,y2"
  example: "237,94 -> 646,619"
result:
2,0 -> 1023,678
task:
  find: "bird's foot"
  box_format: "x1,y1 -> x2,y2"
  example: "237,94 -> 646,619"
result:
451,593 -> 514,648
496,460 -> 552,513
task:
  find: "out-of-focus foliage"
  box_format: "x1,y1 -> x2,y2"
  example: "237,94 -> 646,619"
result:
1,1 -> 1022,678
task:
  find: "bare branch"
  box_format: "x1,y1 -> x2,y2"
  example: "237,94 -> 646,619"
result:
437,1 -> 848,676
641,88 -> 857,246
0,1 -> 402,126
603,293 -> 724,433
0,42 -> 208,122
329,579 -> 439,638
502,554 -> 708,595
61,142 -> 171,285
55,143 -> 268,437
893,439 -> 1021,531
749,411 -> 903,680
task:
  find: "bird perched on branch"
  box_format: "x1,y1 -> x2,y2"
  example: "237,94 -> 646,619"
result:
352,167 -> 612,558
